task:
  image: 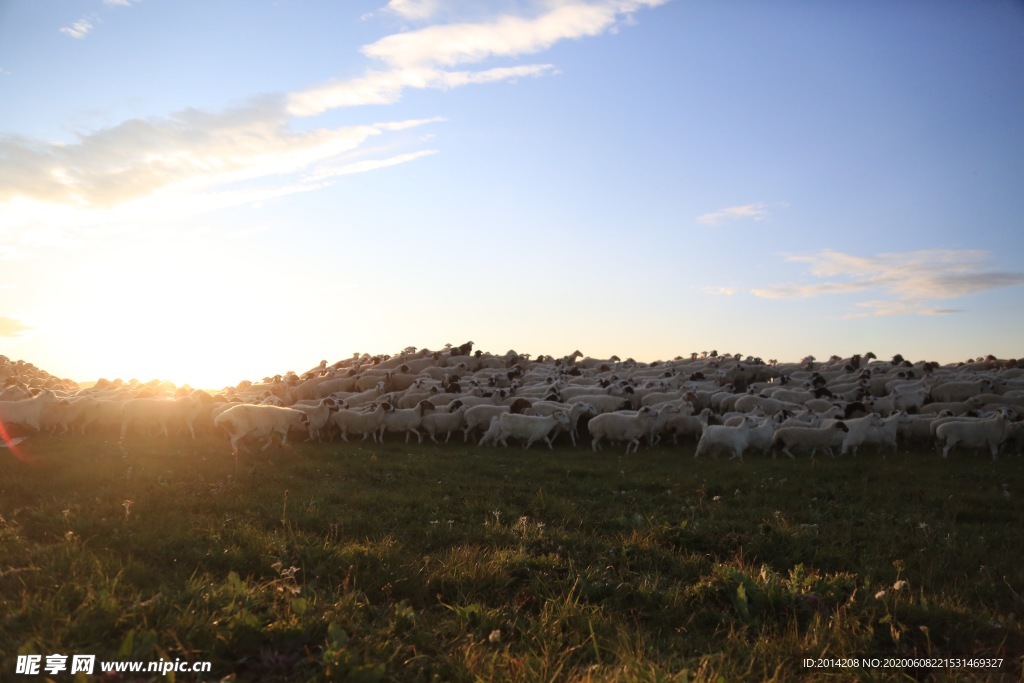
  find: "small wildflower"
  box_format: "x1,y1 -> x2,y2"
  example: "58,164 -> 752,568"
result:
875,590 -> 887,599
712,495 -> 721,502
893,580 -> 909,591
488,629 -> 502,644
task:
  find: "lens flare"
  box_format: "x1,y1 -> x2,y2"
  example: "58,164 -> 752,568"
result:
0,420 -> 29,462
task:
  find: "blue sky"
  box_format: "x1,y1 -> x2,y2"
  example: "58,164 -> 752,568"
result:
2,0 -> 1023,388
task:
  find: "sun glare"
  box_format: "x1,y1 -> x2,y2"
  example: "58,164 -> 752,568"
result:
43,236 -> 276,390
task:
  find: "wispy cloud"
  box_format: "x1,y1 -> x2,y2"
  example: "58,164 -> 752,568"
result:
752,248 -> 1024,317
384,0 -> 441,21
696,203 -> 768,225
364,1 -> 666,69
0,97 -> 440,210
305,149 -> 439,182
59,17 -> 94,39
5,0 -> 667,246
289,0 -> 662,116
287,64 -> 555,116
843,300 -> 962,319
0,316 -> 30,337
104,0 -> 142,6
701,286 -> 736,296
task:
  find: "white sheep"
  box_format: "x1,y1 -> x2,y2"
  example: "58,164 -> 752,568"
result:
935,410 -> 1011,460
212,404 -> 309,456
662,408 -> 711,445
327,381 -> 386,407
331,403 -> 388,443
420,402 -> 468,444
119,396 -> 207,440
744,416 -> 781,458
930,378 -> 997,403
693,416 -> 758,460
833,413 -> 885,457
488,411 -> 572,450
77,398 -> 129,435
841,412 -> 905,457
897,412 -> 950,450
566,394 -> 629,414
527,400 -> 597,447
733,394 -> 799,417
771,422 -> 850,459
40,395 -> 96,435
378,400 -> 435,444
465,404 -> 513,444
588,406 -> 660,454
288,397 -> 340,442
0,389 -> 61,433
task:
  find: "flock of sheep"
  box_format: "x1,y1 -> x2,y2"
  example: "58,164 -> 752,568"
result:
1,346 -> 1023,461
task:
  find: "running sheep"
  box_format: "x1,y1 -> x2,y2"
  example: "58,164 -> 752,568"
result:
935,410 -> 1012,460
588,406 -> 660,454
485,411 -> 572,450
771,422 -> 850,459
212,404 -> 309,456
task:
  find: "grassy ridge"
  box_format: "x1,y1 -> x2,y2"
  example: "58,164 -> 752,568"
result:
1,433 -> 1022,681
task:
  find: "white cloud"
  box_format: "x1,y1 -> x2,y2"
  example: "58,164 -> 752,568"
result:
696,203 -> 768,225
752,248 -> 1024,316
289,0 -> 660,116
5,1 -> 668,250
841,301 -> 962,320
363,1 -> 666,69
287,64 -> 554,116
700,286 -> 736,296
59,17 -> 94,39
304,149 -> 439,182
384,0 -> 442,21
0,101 -> 443,244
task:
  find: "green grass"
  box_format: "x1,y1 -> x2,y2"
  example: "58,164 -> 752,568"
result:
1,432 -> 1022,681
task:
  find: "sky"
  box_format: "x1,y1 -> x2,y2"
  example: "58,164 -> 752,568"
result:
2,0 -> 1023,389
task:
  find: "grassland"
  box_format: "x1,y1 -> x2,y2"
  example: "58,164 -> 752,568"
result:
1,433 -> 1022,682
